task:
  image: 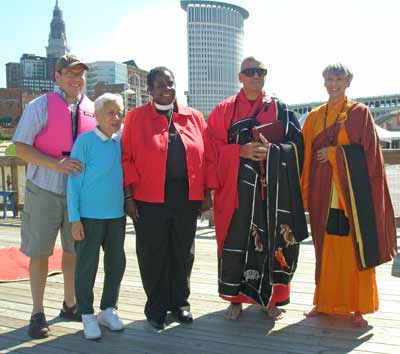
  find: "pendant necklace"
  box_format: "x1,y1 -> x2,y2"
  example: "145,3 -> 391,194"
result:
323,99 -> 347,145
166,109 -> 177,142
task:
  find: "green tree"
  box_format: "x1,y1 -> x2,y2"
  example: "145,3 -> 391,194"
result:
5,143 -> 16,156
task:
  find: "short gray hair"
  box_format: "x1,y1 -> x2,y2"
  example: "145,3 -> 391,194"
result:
94,93 -> 124,112
240,56 -> 266,72
322,63 -> 353,83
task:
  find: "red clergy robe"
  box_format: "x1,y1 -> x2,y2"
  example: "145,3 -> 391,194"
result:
121,101 -> 215,202
207,90 -> 277,255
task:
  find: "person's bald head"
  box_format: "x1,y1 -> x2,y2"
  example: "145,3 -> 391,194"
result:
239,56 -> 268,99
240,56 -> 266,72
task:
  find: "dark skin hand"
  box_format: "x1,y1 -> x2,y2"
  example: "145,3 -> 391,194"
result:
125,191 -> 212,221
125,198 -> 139,223
201,190 -> 212,212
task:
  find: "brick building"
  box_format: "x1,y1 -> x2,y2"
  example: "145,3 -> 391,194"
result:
0,88 -> 40,137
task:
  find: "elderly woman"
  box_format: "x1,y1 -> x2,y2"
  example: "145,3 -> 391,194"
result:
301,63 -> 397,327
67,93 -> 126,339
121,67 -> 212,330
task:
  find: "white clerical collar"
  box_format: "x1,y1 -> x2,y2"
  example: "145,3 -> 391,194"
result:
94,127 -> 118,141
154,102 -> 174,110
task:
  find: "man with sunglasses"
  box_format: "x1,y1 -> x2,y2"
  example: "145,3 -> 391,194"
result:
207,57 -> 308,321
13,53 -> 96,338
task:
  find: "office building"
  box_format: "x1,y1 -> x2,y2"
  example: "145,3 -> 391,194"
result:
181,0 -> 249,117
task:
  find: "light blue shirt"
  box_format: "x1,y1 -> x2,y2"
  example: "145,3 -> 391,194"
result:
67,128 -> 124,222
12,87 -> 80,195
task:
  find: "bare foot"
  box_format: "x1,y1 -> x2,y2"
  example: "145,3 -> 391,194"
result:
224,303 -> 242,320
266,306 -> 283,320
352,312 -> 368,327
304,306 -> 320,317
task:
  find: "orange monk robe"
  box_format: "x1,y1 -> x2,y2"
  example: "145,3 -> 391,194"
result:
301,97 -> 396,314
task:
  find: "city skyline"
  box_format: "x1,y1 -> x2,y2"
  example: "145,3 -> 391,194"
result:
1,0 -> 399,105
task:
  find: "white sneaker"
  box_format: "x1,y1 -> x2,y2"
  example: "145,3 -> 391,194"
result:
82,314 -> 102,340
97,307 -> 124,331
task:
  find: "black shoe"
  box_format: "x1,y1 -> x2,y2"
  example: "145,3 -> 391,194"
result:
172,309 -> 193,323
29,312 -> 50,339
59,301 -> 82,322
147,318 -> 165,331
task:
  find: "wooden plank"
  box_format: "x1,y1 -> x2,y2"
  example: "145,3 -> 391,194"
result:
0,222 -> 399,354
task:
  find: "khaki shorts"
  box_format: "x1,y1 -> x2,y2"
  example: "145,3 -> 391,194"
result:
20,180 -> 74,258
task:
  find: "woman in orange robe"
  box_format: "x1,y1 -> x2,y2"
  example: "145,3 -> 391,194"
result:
301,63 -> 397,327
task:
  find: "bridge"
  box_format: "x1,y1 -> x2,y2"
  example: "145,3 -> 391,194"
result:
290,93 -> 400,128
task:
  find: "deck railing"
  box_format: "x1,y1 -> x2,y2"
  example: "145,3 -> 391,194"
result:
0,156 -> 26,211
1,150 -> 400,218
383,150 -> 400,223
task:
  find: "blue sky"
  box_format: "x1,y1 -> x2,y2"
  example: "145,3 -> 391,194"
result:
1,0 -> 398,104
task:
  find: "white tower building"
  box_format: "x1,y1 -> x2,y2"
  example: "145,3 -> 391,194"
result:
181,0 -> 249,117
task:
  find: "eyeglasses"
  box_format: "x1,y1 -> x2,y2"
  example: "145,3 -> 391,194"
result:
60,71 -> 85,79
241,68 -> 268,77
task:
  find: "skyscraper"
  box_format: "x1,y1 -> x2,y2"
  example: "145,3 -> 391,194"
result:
6,54 -> 54,93
20,54 -> 54,92
46,0 -> 70,81
181,0 -> 249,117
5,0 -> 69,91
46,0 -> 70,59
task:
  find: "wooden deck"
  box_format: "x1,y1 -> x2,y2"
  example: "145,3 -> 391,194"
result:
0,217 -> 399,354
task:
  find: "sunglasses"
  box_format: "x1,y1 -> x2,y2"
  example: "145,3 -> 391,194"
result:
241,68 -> 268,77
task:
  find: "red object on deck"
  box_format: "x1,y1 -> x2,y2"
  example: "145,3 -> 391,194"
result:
0,247 -> 62,282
